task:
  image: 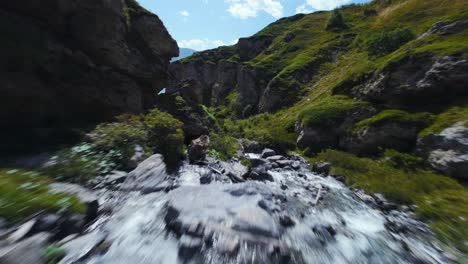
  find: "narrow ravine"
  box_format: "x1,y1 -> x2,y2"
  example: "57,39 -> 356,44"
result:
58,150 -> 452,264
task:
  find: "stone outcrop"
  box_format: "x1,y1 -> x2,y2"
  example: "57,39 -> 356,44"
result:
188,135 -> 210,163
418,122 -> 468,180
334,54 -> 468,109
340,121 -> 429,156
0,0 -> 178,153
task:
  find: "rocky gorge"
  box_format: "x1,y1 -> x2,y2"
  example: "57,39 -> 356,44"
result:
1,0 -> 468,263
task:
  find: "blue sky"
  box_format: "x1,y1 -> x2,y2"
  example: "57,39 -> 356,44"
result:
139,0 -> 371,51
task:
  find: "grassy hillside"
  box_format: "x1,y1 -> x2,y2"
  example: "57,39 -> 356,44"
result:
178,0 -> 468,255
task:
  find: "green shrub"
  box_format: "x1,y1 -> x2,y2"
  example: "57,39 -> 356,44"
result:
42,144 -> 120,183
325,10 -> 348,31
43,245 -> 66,264
90,109 -> 185,169
383,149 -> 424,170
367,28 -> 415,57
0,169 -> 86,224
209,133 -> 240,161
144,109 -> 185,168
419,105 -> 468,137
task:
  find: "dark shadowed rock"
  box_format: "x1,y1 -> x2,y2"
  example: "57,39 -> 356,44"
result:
237,36 -> 273,61
261,148 -> 276,158
242,140 -> 264,153
0,0 -> 178,153
59,233 -> 107,264
312,162 -> 332,175
188,135 -> 210,163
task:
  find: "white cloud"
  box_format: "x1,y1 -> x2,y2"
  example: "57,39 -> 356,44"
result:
178,39 -> 228,51
295,4 -> 313,14
302,0 -> 353,11
225,0 -> 283,19
179,10 -> 190,17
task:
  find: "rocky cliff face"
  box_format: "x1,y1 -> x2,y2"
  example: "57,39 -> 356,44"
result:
0,0 -> 178,152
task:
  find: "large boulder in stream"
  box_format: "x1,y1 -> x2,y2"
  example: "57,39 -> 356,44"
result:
0,0 -> 178,153
120,154 -> 170,193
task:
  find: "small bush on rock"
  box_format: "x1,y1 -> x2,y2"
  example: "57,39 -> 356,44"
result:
325,10 -> 348,31
367,28 -> 414,57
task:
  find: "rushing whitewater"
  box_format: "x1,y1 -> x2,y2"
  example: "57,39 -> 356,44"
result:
59,153 -> 451,264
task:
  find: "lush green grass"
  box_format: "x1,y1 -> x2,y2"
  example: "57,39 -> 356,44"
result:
353,109 -> 435,131
298,95 -> 370,126
420,105 -> 468,137
313,150 -> 467,253
0,169 -> 86,224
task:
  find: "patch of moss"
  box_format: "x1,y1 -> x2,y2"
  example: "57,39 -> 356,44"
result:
298,95 -> 370,126
419,105 -> 468,137
43,245 -> 66,264
0,169 -> 86,224
353,109 -> 435,132
313,149 -> 468,253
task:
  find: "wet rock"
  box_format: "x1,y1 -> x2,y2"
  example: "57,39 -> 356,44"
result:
276,160 -> 292,168
0,232 -> 51,264
178,235 -> 203,259
279,215 -> 295,227
331,175 -> 346,183
312,225 -> 336,244
261,148 -> 276,158
49,183 -> 99,222
266,155 -> 285,162
242,140 -> 264,153
219,160 -> 248,182
246,165 -> 274,182
121,154 -> 168,192
188,135 -> 210,163
7,220 -> 37,243
418,122 -> 468,180
101,170 -> 128,187
0,218 -> 7,229
213,234 -> 240,255
34,214 -> 60,233
59,233 -> 107,264
312,162 -> 332,175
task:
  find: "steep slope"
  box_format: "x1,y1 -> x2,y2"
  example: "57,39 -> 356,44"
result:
0,0 -> 178,153
166,0 -> 468,253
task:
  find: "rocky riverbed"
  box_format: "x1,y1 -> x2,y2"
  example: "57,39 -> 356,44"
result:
1,146 -> 458,264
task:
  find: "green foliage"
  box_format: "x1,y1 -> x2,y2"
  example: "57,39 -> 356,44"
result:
209,133 -> 240,161
367,28 -> 415,57
144,109 -> 185,168
383,149 -> 424,170
42,143 -> 121,183
353,109 -> 435,132
314,150 -> 467,253
419,105 -> 468,137
325,10 -> 349,31
90,109 -> 185,169
0,169 -> 86,224
298,96 -> 370,126
43,245 -> 66,264
240,158 -> 253,169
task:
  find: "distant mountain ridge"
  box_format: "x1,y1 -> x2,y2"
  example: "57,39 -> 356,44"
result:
172,48 -> 196,62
